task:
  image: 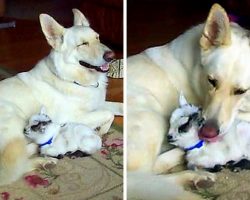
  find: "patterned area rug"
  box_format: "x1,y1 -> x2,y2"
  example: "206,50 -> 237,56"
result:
189,169 -> 250,200
107,59 -> 123,79
0,125 -> 123,200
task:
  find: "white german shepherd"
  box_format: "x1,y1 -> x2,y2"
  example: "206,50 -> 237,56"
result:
0,9 -> 122,185
127,3 -> 250,200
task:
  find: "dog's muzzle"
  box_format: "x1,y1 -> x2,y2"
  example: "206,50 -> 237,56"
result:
79,51 -> 115,73
79,61 -> 111,73
198,119 -> 220,142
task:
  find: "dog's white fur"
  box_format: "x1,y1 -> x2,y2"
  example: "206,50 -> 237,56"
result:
169,94 -> 250,169
0,9 -> 122,185
24,107 -> 102,156
127,3 -> 250,199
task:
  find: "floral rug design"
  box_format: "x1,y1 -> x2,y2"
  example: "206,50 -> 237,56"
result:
0,125 -> 123,200
101,129 -> 123,169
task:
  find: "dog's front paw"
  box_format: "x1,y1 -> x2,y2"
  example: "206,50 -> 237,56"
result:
41,157 -> 58,169
193,171 -> 216,188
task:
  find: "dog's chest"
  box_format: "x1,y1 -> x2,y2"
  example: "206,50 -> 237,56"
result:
60,84 -> 106,109
46,86 -> 106,122
19,72 -> 106,112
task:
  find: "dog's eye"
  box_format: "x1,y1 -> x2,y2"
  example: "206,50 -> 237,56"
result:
234,88 -> 247,95
208,76 -> 218,88
77,42 -> 89,47
96,35 -> 99,40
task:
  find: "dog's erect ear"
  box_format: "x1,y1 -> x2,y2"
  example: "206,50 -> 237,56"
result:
72,8 -> 90,26
39,14 -> 65,50
179,92 -> 188,107
200,3 -> 231,50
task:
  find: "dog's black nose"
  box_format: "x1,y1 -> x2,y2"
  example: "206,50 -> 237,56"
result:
167,135 -> 173,141
103,51 -> 115,62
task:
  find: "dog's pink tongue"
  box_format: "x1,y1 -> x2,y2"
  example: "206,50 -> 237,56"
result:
100,63 -> 109,72
198,124 -> 219,142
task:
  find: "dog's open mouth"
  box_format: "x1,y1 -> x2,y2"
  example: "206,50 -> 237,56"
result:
79,61 -> 110,73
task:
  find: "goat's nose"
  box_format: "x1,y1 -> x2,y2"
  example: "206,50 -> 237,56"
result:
103,51 -> 115,62
167,135 -> 173,141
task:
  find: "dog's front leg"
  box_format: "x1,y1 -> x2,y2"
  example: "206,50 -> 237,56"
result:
103,101 -> 123,116
153,148 -> 185,174
85,110 -> 114,136
29,156 -> 58,172
26,144 -> 58,171
169,170 -> 216,188
70,110 -> 114,136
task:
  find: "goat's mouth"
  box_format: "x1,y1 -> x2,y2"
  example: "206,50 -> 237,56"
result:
167,135 -> 177,144
79,61 -> 110,73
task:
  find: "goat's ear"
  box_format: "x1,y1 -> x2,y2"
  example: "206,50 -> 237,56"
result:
72,8 -> 90,26
40,106 -> 46,115
179,92 -> 188,107
39,14 -> 65,50
200,3 -> 231,50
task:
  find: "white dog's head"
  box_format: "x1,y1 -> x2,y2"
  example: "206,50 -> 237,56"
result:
199,4 -> 250,135
168,94 -> 204,149
39,9 -> 115,85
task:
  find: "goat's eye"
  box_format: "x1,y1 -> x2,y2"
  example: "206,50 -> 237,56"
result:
178,121 -> 191,133
31,124 -> 40,131
208,76 -> 218,88
234,88 -> 247,95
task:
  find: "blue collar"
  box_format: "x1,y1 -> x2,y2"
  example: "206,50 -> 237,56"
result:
39,137 -> 53,148
184,140 -> 204,151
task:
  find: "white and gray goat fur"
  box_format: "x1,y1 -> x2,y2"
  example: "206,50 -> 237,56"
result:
24,107 -> 102,157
